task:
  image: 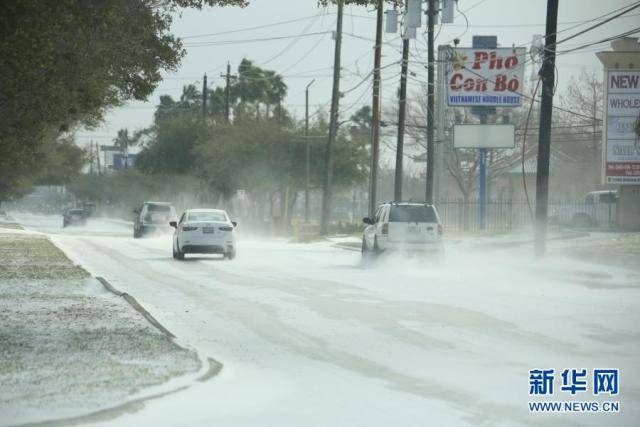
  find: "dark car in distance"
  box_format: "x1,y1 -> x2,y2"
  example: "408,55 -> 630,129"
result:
62,208 -> 86,228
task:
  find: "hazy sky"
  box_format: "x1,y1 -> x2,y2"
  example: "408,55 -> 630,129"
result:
77,0 -> 639,146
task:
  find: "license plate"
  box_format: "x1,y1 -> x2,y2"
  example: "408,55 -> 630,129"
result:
202,227 -> 214,234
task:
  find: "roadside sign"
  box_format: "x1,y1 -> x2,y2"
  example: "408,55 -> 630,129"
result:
603,70 -> 640,185
453,124 -> 515,149
446,47 -> 526,107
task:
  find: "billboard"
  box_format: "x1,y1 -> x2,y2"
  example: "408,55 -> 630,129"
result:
453,124 -> 515,148
603,70 -> 640,185
446,47 -> 526,107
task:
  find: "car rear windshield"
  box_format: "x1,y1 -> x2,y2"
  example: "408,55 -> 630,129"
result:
146,204 -> 172,212
389,205 -> 437,223
69,210 -> 84,215
187,211 -> 227,222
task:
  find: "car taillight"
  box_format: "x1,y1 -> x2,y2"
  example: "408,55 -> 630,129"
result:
182,226 -> 198,231
382,223 -> 389,235
219,226 -> 233,232
438,224 -> 443,235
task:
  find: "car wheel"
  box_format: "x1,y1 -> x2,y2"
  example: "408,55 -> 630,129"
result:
226,250 -> 236,260
361,237 -> 377,263
174,240 -> 185,260
133,227 -> 141,239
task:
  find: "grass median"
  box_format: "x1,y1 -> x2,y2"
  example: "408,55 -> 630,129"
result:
0,232 -> 201,426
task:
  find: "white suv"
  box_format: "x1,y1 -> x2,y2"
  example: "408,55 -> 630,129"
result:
133,202 -> 177,238
362,202 -> 444,258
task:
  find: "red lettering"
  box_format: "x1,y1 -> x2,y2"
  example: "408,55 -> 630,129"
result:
505,56 -> 518,69
450,73 -> 463,90
494,75 -> 507,91
473,51 -> 488,69
488,52 -> 503,70
463,78 -> 475,91
507,78 -> 519,92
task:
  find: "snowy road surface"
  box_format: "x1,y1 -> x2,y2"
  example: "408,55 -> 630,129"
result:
12,213 -> 640,427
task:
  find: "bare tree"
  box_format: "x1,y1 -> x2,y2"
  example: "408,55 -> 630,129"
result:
558,70 -> 603,187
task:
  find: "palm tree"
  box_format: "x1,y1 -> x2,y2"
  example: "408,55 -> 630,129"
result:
113,128 -> 132,169
264,70 -> 287,121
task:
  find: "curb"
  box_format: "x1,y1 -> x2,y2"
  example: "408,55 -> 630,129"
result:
15,357 -> 223,427
472,231 -> 589,251
331,242 -> 361,252
10,277 -> 226,427
7,231 -> 224,427
95,277 -> 224,378
96,276 -> 175,339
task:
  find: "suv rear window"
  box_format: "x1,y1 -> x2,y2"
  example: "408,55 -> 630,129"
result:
146,204 -> 171,212
389,205 -> 437,223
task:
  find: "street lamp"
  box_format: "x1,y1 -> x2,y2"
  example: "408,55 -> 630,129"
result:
304,79 -> 316,223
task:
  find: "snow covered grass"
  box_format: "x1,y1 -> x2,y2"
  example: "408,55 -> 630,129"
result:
0,233 -> 89,280
550,232 -> 640,272
0,232 -> 201,426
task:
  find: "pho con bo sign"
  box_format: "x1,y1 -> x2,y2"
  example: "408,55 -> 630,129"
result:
447,48 -> 526,107
603,70 -> 640,185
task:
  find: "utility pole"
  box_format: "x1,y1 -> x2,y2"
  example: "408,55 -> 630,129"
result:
425,0 -> 436,204
305,79 -> 315,223
534,0 -> 559,257
95,142 -> 101,175
202,73 -> 208,117
435,45 -> 446,201
320,0 -> 344,235
394,37 -> 410,201
369,0 -> 384,217
222,62 -> 233,122
89,141 -> 94,175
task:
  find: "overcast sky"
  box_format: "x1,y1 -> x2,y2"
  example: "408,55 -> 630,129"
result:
77,0 -> 639,147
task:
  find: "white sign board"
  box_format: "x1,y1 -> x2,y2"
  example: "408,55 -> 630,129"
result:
447,48 -> 526,107
603,70 -> 640,185
453,124 -> 515,149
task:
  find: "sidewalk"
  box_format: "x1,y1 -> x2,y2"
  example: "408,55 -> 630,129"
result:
0,222 -> 201,426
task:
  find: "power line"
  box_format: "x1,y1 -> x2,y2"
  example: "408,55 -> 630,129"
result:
178,13 -> 327,39
557,27 -> 640,55
182,31 -> 331,47
553,2 -> 640,47
258,13 -> 326,66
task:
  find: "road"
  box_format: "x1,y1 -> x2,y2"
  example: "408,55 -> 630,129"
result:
12,213 -> 640,426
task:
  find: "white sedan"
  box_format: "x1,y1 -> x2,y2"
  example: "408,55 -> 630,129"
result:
170,209 -> 237,260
